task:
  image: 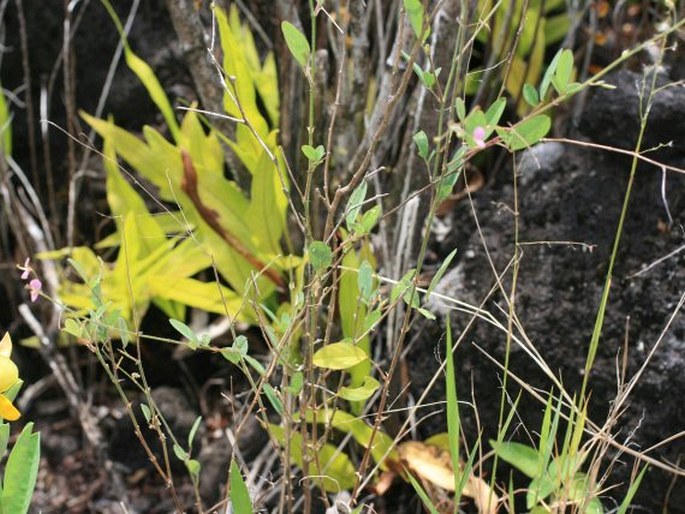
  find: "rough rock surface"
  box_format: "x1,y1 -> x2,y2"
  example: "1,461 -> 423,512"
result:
410,72 -> 685,511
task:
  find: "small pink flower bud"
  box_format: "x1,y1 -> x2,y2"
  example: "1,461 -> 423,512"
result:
473,126 -> 486,148
28,279 -> 42,303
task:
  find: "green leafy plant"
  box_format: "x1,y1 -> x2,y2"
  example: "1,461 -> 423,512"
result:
12,0 -> 683,511
45,4 -> 295,333
490,394 -> 604,513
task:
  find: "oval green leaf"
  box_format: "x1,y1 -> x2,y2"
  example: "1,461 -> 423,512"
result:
309,241 -> 333,272
523,83 -> 540,107
281,21 -> 310,68
313,341 -> 368,370
496,114 -> 551,151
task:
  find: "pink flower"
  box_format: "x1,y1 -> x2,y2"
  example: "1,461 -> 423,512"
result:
473,126 -> 486,148
19,258 -> 30,280
28,279 -> 42,303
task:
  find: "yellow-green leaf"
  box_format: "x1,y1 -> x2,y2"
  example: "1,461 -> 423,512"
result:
300,409 -> 397,468
147,276 -> 248,319
338,376 -> 380,402
403,0 -> 427,40
0,84 -> 11,155
313,341 -> 368,370
100,0 -> 179,140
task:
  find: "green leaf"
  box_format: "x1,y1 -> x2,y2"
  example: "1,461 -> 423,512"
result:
406,472 -> 440,514
419,70 -> 436,89
566,82 -> 583,95
313,341 -> 368,370
188,416 -> 202,449
413,64 -> 436,89
586,497 -> 605,514
309,241 -> 333,272
149,277 -> 247,318
439,154 -> 465,201
140,403 -> 152,423
552,49 -> 574,95
363,308 -> 382,333
300,409 -> 397,468
100,0 -> 180,140
413,130 -> 429,160
281,21 -> 310,68
403,0 -> 426,40
566,472 -> 595,502
286,371 -> 304,394
490,440 -> 542,478
403,286 -> 420,309
116,317 -> 130,347
357,260 -> 375,303
523,83 -> 540,107
0,422 -> 9,459
445,320 -> 460,494
338,376 -> 380,402
2,423 -> 40,514
221,347 -> 242,364
173,443 -> 188,461
233,335 -> 249,356
391,269 -> 416,303
230,459 -> 253,514
246,136 -> 288,255
539,49 -> 563,100
263,384 -> 283,415
67,257 -> 91,284
221,335 -> 247,364
416,307 -> 436,320
186,459 -> 201,480
426,248 -> 457,297
357,205 -> 382,234
484,97 -> 507,127
455,98 -> 466,122
527,474 -> 557,509
63,318 -> 83,339
339,249 -> 372,412
302,144 -> 325,163
170,318 -> 197,343
544,13 -> 571,44
345,181 -> 368,229
244,355 -> 266,376
0,84 -> 11,156
617,465 -> 647,514
496,114 -> 551,151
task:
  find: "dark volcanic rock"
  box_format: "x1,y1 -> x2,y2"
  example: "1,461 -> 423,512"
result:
579,69 -> 685,162
412,135 -> 685,510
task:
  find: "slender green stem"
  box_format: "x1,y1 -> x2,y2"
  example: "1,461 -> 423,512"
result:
580,61 -> 661,403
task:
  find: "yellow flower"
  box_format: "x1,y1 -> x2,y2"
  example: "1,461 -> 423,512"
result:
0,333 -> 21,421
